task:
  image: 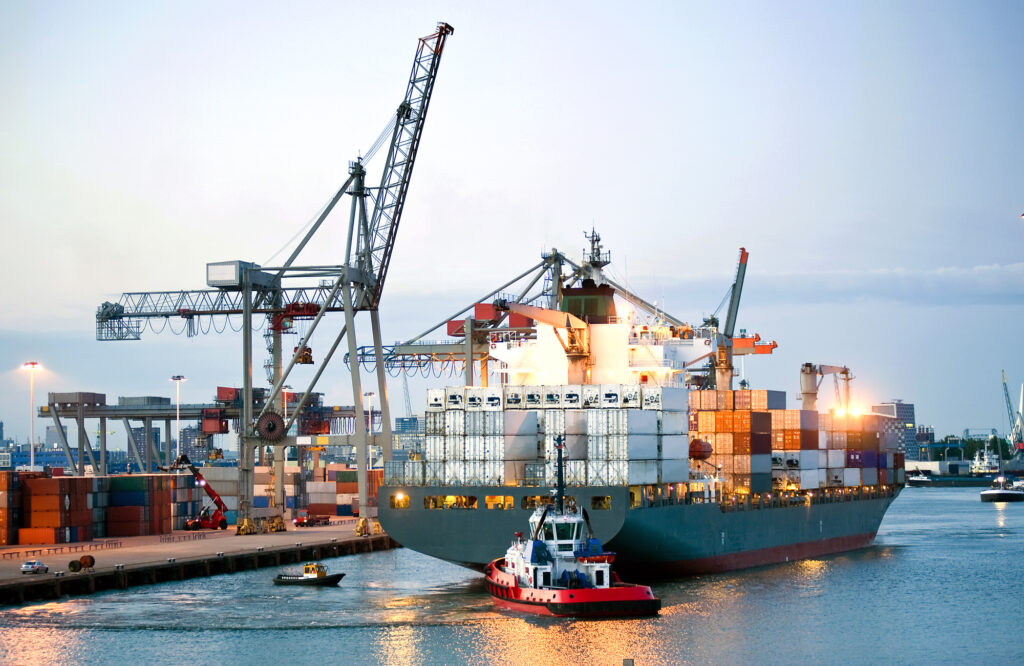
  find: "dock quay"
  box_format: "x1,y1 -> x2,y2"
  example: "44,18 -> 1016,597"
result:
0,521 -> 398,607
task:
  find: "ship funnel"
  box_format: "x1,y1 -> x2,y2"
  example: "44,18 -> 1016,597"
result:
800,363 -> 818,411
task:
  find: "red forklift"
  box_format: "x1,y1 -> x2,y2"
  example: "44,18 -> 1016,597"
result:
162,454 -> 229,530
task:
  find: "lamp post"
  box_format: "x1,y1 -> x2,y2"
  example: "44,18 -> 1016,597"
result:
170,375 -> 187,458
364,391 -> 376,433
22,362 -> 41,470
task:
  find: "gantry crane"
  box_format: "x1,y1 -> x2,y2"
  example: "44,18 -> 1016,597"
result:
93,22 -> 455,525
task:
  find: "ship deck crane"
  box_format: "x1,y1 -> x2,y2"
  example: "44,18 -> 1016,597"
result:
799,363 -> 853,412
93,22 -> 455,526
1002,370 -> 1023,451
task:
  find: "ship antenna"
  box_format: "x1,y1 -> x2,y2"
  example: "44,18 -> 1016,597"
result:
555,434 -> 565,515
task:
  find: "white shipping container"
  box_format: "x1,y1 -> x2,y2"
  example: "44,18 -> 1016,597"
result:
607,434 -> 629,460
504,387 -> 525,409
524,386 -> 543,408
545,410 -> 566,435
564,459 -> 587,485
465,388 -> 485,411
819,431 -> 828,450
444,461 -> 464,485
607,460 -> 628,485
404,461 -> 424,484
542,386 -> 564,409
620,410 -> 658,435
627,460 -> 659,485
620,384 -> 642,408
445,410 -> 465,436
448,436 -> 466,460
464,411 -> 483,435
660,412 -> 689,435
600,384 -> 622,408
843,468 -> 862,487
483,460 -> 503,485
827,449 -> 846,469
465,435 -> 486,460
783,452 -> 800,470
425,434 -> 445,461
483,411 -> 504,435
445,387 -> 465,410
464,461 -> 486,484
307,481 -> 335,494
771,451 -> 785,469
662,434 -> 689,459
485,435 -> 504,461
587,459 -> 609,485
482,387 -> 503,411
589,435 -> 609,460
426,388 -> 445,411
563,385 -> 582,408
662,459 -> 690,483
818,450 -> 828,469
827,468 -> 843,486
582,385 -> 601,409
336,493 -> 356,505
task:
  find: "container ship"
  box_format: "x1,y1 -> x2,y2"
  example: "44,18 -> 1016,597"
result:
378,235 -> 904,577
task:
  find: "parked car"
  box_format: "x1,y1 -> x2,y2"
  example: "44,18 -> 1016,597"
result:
20,560 -> 48,574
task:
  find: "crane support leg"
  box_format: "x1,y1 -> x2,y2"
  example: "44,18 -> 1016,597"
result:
48,410 -> 78,473
342,269 -> 370,520
122,418 -> 146,473
100,417 -> 108,476
78,402 -> 99,474
370,309 -> 394,463
240,269 -> 255,524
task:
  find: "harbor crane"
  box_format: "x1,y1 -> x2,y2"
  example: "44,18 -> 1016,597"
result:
93,22 -> 455,525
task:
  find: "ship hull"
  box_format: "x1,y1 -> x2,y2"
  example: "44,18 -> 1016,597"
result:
379,484 -> 899,577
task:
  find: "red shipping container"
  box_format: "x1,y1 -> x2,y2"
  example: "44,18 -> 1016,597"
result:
474,303 -> 499,321
446,320 -> 465,337
750,411 -> 772,434
750,432 -> 772,455
28,510 -> 68,528
307,503 -> 336,516
108,506 -> 147,522
800,429 -> 817,451
217,386 -> 239,401
106,522 -> 145,538
18,527 -> 64,545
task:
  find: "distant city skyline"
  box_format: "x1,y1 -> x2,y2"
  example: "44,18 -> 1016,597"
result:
1,1 -> 1022,447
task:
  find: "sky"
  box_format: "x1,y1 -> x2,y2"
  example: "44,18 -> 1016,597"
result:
1,1 -> 1022,449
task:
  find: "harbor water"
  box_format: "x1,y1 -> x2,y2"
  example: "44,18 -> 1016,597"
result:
0,488 -> 1020,665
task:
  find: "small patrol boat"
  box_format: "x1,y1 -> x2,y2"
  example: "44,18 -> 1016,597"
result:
980,477 -> 1024,503
272,562 -> 345,586
484,440 -> 660,618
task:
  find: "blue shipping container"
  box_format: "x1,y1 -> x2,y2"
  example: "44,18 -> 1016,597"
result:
110,490 -> 148,506
253,496 -> 270,508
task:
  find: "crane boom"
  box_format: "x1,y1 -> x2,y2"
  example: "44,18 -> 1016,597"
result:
362,22 -> 454,309
723,248 -> 748,339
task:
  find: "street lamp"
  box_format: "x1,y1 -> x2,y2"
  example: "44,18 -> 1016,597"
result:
170,375 -> 187,458
21,361 -> 42,470
363,391 -> 376,433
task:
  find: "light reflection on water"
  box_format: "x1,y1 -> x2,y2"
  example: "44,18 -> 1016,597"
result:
0,489 -> 1022,665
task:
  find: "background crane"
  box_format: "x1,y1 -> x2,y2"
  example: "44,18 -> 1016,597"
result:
1002,370 -> 1023,450
93,21 -> 455,525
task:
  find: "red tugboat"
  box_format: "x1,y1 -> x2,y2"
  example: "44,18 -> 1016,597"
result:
484,440 -> 660,618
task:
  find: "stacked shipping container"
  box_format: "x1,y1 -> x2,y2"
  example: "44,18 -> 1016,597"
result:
688,389 -> 906,494
417,384 -> 690,487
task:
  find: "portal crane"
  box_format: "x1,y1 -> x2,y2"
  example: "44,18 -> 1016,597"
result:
94,22 -> 455,526
799,363 -> 853,412
160,454 -> 228,530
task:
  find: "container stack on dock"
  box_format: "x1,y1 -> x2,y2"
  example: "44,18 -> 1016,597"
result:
18,476 -> 95,544
200,466 -> 240,525
106,475 -> 172,537
0,472 -> 25,546
169,474 -> 201,531
405,384 -> 691,488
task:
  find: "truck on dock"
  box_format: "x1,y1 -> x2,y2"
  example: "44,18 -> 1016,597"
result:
293,510 -> 331,527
